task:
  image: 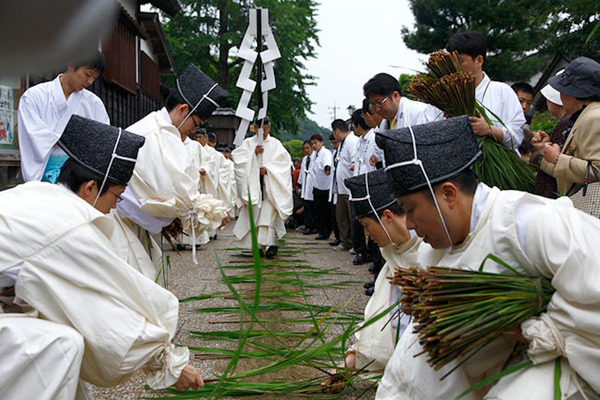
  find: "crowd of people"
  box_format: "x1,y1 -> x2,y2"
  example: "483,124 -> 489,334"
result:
1,27 -> 599,400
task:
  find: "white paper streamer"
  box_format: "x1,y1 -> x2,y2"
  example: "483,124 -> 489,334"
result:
233,8 -> 280,147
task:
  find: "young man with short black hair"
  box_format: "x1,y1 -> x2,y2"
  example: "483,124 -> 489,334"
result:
446,31 -> 526,153
18,51 -> 109,183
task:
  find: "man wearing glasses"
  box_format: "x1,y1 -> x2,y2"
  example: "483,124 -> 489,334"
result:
363,73 -> 443,166
107,64 -> 230,283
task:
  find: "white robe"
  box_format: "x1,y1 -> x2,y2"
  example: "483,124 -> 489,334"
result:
377,188 -> 600,399
232,134 -> 293,248
17,75 -> 109,181
0,182 -> 189,390
354,236 -> 420,371
110,110 -> 226,278
0,313 -> 85,400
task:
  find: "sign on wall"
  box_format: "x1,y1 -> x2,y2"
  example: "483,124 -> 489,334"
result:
0,85 -> 15,149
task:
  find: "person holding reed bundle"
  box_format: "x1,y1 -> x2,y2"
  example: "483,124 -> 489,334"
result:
374,115 -> 600,399
446,31 -> 526,154
107,64 -> 229,283
321,169 -> 421,393
535,57 -> 600,218
0,116 -> 204,399
232,117 -> 293,259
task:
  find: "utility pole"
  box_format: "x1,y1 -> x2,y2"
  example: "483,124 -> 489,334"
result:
328,101 -> 340,120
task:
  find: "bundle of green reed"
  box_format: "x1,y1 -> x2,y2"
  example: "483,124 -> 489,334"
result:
407,50 -> 535,192
391,264 -> 554,374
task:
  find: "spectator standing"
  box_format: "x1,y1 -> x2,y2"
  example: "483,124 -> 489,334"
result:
446,31 -> 526,153
331,119 -> 359,251
298,140 -> 316,234
310,133 -> 333,240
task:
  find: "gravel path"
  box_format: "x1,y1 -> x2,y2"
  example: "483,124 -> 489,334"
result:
93,222 -> 375,399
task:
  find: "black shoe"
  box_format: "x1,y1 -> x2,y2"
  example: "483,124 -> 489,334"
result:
176,244 -> 186,251
211,234 -> 218,240
303,228 -> 317,235
368,263 -> 376,273
365,287 -> 374,296
259,249 -> 265,257
329,238 -> 341,246
363,281 -> 375,289
315,234 -> 329,240
265,245 -> 278,259
353,254 -> 369,265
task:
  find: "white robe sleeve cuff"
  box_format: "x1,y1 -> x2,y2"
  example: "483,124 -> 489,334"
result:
521,313 -> 565,365
182,194 -> 228,236
144,343 -> 189,389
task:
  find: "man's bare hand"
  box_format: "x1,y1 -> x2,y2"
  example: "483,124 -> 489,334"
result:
260,166 -> 267,175
174,364 -> 204,391
219,215 -> 231,229
255,145 -> 265,155
349,163 -> 355,171
369,154 -> 378,166
199,168 -> 207,176
468,115 -> 491,137
531,130 -> 550,152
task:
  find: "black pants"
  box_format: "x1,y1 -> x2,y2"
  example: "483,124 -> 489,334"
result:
303,199 -> 314,230
352,218 -> 366,254
331,202 -> 339,240
312,188 -> 332,237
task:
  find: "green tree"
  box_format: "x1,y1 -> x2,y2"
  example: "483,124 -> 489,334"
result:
162,0 -> 319,133
401,0 -> 598,82
283,139 -> 303,158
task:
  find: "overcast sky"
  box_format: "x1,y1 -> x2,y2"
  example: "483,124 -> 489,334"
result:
304,0 -> 427,128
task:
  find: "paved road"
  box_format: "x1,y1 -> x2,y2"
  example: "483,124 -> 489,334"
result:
94,222 -> 375,399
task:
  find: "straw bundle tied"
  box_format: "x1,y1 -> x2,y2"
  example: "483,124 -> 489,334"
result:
407,50 -> 535,192
390,260 -> 554,377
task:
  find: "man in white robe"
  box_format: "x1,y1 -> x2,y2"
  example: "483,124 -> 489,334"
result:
233,117 -> 293,258
323,170 -> 420,393
298,140 -> 316,234
446,31 -> 526,154
376,116 -> 600,399
109,65 -> 229,281
0,115 -> 204,399
18,52 -> 109,183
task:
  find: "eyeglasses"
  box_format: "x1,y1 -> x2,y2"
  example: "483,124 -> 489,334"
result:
107,189 -> 123,203
190,114 -> 202,129
369,96 -> 389,108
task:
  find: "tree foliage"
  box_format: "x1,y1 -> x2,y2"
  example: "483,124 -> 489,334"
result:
162,0 -> 319,133
401,0 -> 599,82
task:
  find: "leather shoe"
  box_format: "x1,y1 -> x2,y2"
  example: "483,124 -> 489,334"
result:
315,234 -> 329,240
353,254 -> 370,265
368,263 -> 376,273
329,238 -> 341,246
265,245 -> 278,259
365,287 -> 374,296
363,281 -> 375,289
303,228 -> 317,235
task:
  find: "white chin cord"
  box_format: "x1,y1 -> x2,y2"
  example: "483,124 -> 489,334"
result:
384,125 -> 454,250
176,82 -> 220,130
93,128 -> 137,207
350,170 -> 399,247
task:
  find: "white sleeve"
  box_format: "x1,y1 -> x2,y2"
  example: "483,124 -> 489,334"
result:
498,87 -> 526,151
520,201 -> 600,394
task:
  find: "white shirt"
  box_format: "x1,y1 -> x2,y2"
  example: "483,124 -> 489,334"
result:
354,129 -> 378,176
476,72 -> 526,153
334,132 -> 359,196
310,146 -> 333,191
371,98 -> 443,163
17,75 -> 109,181
299,153 -> 315,200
